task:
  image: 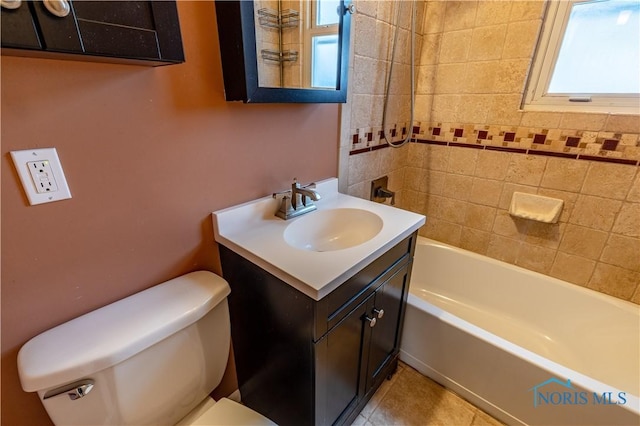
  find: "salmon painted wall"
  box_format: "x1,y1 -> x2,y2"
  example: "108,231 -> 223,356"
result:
1,2 -> 339,424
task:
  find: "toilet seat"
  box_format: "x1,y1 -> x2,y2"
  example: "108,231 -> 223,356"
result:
176,397 -> 276,426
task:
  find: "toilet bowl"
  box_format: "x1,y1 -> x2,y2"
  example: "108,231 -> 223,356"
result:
17,271 -> 276,425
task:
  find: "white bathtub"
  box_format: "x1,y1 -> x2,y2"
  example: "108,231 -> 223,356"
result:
399,237 -> 640,426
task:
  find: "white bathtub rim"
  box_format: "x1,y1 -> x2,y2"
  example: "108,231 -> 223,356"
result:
414,236 -> 640,313
405,292 -> 640,416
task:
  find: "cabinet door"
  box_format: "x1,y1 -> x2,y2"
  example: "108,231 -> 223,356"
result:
315,297 -> 372,426
365,264 -> 409,391
3,0 -> 184,64
1,2 -> 42,49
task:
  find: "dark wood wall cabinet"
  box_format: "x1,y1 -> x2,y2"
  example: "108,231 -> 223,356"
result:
219,232 -> 417,426
1,0 -> 184,66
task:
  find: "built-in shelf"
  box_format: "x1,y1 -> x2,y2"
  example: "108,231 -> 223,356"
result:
261,49 -> 298,63
257,7 -> 299,28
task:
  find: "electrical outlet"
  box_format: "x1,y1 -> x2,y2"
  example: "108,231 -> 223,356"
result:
27,160 -> 59,193
10,148 -> 72,205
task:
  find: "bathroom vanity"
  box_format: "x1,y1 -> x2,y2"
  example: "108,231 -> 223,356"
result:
212,179 -> 425,425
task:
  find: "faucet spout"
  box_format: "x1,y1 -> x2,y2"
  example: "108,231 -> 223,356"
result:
296,186 -> 321,202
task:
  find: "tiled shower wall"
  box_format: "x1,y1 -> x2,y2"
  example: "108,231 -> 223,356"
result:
341,0 -> 640,304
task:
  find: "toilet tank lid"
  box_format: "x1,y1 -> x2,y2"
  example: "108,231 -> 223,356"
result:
17,271 -> 231,393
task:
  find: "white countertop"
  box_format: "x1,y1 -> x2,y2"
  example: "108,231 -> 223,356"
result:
211,178 -> 426,301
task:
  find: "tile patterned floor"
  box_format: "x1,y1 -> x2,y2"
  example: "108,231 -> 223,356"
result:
352,362 -> 505,426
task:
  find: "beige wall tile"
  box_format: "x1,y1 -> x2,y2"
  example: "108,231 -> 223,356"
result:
582,162 -> 637,200
424,144 -> 451,171
487,234 -> 521,263
457,95 -> 492,124
505,154 -> 547,186
423,0 -> 446,33
354,0 -> 377,17
347,181 -> 369,199
460,227 -> 491,255
475,150 -> 511,180
447,146 -> 479,175
439,29 -> 473,63
414,94 -> 434,122
501,20 -> 539,59
537,188 -> 578,223
499,182 -> 538,210
486,94 -> 523,126
558,224 -> 608,260
406,143 -> 425,168
354,14 -> 378,58
588,263 -> 640,300
443,173 -> 474,200
515,243 -> 555,274
444,1 -> 478,32
417,65 -> 437,95
493,59 -> 529,94
604,114 -> 640,133
550,252 -> 596,286
524,221 -> 564,249
435,63 -> 469,94
559,113 -> 607,131
421,216 -> 463,246
601,234 -> 640,272
493,210 -> 527,239
434,197 -> 468,225
465,203 -> 497,231
569,195 -> 622,232
469,24 -> 507,61
464,61 -> 499,93
431,94 -> 460,122
509,1 -> 545,21
475,1 -> 512,25
540,157 -> 589,192
627,171 -> 640,202
469,178 -> 504,206
520,111 -> 562,129
420,33 -> 442,66
404,167 -> 426,192
612,203 -> 640,237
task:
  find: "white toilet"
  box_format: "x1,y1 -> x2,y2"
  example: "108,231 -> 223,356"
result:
17,271 -> 276,426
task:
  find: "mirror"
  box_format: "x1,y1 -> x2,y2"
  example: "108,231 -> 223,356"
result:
215,0 -> 352,103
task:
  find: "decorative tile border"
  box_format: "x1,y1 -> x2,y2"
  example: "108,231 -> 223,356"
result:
349,120 -> 640,166
349,121 -> 412,154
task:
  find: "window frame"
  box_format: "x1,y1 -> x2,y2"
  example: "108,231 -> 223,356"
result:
523,0 -> 640,114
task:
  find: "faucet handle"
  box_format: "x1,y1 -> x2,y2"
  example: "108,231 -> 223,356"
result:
272,189 -> 292,198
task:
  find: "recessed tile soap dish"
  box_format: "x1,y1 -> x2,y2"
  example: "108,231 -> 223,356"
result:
509,192 -> 564,223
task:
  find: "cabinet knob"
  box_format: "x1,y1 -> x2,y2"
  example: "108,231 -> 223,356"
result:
1,0 -> 22,10
373,308 -> 385,319
364,315 -> 377,328
43,0 -> 70,17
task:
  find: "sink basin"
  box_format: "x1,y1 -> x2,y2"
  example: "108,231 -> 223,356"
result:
284,208 -> 383,252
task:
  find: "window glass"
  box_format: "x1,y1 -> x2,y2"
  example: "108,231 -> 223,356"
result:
548,0 -> 640,94
311,35 -> 338,88
316,0 -> 340,26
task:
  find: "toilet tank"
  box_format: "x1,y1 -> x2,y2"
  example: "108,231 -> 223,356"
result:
17,271 -> 231,426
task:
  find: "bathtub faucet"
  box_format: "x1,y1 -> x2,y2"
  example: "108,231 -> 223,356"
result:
272,178 -> 321,220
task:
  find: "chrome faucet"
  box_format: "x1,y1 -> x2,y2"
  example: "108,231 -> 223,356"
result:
273,178 -> 322,220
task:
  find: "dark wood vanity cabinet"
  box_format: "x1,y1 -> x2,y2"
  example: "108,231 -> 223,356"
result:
1,1 -> 184,65
219,232 -> 417,426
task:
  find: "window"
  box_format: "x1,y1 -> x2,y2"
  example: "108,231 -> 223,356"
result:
523,0 -> 640,114
304,0 -> 340,89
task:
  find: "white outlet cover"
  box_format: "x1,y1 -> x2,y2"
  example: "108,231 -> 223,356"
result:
10,148 -> 72,205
